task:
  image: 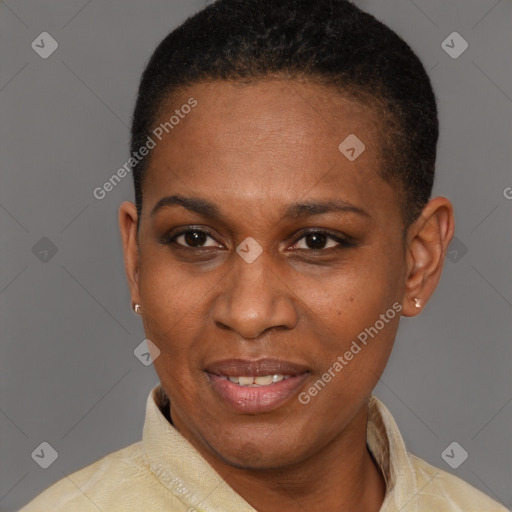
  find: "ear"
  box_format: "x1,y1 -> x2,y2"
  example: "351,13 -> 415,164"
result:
118,201 -> 141,310
401,196 -> 455,317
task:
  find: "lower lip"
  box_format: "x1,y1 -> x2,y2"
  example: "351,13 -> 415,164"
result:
207,372 -> 309,414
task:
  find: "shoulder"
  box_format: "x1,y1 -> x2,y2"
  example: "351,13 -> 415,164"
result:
18,442 -> 184,512
407,452 -> 508,511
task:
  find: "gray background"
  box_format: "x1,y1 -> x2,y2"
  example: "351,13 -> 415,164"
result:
1,0 -> 511,510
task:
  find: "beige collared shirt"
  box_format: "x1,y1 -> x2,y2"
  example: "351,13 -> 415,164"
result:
20,384 -> 507,511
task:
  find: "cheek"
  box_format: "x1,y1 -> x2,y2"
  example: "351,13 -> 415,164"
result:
137,250 -> 213,333
303,256 -> 400,332
297,249 -> 403,384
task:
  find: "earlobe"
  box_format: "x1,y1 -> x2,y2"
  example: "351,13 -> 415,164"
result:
118,201 -> 141,308
401,197 -> 455,317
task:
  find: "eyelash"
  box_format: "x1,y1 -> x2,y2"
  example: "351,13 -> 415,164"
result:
161,227 -> 355,253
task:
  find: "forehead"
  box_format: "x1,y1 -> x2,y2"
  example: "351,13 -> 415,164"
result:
142,79 -> 396,224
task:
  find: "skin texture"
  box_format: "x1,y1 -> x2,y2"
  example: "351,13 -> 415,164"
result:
119,80 -> 454,512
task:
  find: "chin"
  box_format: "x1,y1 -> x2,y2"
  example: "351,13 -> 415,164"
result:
206,430 -> 307,471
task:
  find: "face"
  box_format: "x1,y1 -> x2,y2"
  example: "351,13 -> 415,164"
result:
124,80 -> 411,470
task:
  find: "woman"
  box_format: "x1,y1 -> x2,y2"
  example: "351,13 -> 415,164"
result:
20,0 -> 507,510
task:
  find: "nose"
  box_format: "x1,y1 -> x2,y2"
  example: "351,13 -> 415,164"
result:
211,252 -> 298,340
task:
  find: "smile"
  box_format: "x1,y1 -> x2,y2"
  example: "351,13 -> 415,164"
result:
222,374 -> 292,386
204,358 -> 310,413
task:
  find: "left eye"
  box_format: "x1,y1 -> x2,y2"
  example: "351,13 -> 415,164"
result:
290,231 -> 351,251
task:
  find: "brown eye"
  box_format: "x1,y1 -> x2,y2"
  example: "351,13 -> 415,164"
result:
302,232 -> 331,250
163,229 -> 221,249
180,230 -> 208,247
290,230 -> 354,252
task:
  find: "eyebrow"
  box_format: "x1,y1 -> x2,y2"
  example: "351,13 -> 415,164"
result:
150,194 -> 370,221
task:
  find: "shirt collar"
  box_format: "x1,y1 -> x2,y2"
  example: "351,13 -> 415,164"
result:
367,395 -> 419,511
142,385 -> 256,512
142,384 -> 417,512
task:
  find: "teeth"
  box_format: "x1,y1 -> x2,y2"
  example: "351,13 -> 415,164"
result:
254,375 -> 273,386
225,374 -> 292,387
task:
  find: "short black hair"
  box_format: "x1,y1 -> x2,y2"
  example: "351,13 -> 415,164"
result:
131,0 -> 438,227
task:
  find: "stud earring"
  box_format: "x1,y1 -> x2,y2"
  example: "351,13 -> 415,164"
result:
133,303 -> 141,314
414,297 -> 422,308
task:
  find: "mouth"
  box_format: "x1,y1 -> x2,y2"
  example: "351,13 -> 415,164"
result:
205,358 -> 310,413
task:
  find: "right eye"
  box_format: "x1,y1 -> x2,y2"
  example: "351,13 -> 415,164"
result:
162,228 -> 223,249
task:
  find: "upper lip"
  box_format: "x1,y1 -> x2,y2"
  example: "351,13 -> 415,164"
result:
205,358 -> 310,377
